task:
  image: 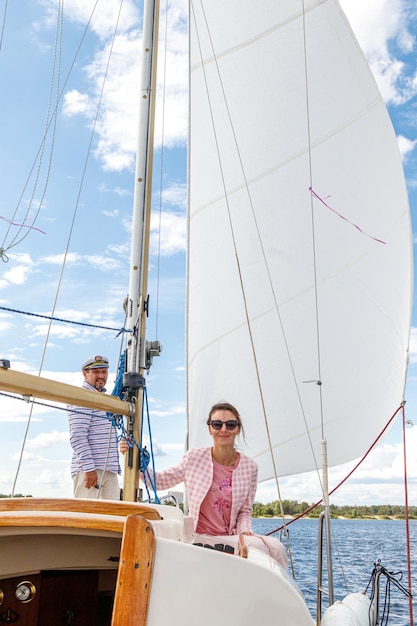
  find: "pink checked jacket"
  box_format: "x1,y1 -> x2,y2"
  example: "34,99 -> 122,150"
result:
149,447 -> 258,535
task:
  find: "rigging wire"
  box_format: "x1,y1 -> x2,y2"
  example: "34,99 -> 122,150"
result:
265,403 -> 414,612
189,5 -> 413,604
1,389 -> 130,448
2,0 -> 64,254
119,385 -> 160,503
191,0 -> 325,495
402,406 -> 414,625
300,0 -> 325,444
267,403 -> 405,534
0,0 -> 8,54
0,305 -> 130,335
190,0 -> 307,574
11,0 -> 65,496
10,0 -> 127,495
96,324 -> 131,497
0,0 -> 102,259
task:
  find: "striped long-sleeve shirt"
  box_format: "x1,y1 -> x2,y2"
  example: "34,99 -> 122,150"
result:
68,381 -> 120,477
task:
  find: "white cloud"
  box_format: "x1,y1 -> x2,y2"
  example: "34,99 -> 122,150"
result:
256,425 -> 417,506
84,253 -> 123,272
40,252 -> 82,265
408,327 -> 417,363
57,0 -> 187,173
340,0 -> 417,105
63,89 -> 94,116
140,438 -> 167,457
102,209 -> 120,217
150,211 -> 186,256
162,182 -> 187,210
0,252 -> 34,288
0,320 -> 14,332
27,323 -> 83,339
36,250 -> 124,274
27,429 -> 69,448
398,134 -> 417,160
39,0 -> 139,40
0,390 -> 50,422
113,187 -> 130,197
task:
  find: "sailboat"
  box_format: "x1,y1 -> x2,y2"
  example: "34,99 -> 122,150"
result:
0,0 -> 414,625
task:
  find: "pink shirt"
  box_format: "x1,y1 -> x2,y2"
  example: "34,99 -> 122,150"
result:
146,447 -> 258,535
196,457 -> 240,535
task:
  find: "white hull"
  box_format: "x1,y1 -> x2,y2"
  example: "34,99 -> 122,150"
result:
0,498 -> 378,625
0,498 -> 315,625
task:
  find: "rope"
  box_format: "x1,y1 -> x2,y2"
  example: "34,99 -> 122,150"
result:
0,306 -> 130,335
402,406 -> 415,625
267,403 -> 405,536
110,352 -> 127,400
141,385 -> 160,503
0,391 -> 70,412
2,349 -> 157,501
108,352 -> 159,503
119,385 -> 160,504
366,560 -> 412,626
0,390 -> 128,432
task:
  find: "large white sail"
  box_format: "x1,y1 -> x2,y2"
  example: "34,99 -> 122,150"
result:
187,0 -> 413,481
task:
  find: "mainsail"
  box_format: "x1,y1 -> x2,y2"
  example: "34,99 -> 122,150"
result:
187,0 -> 412,482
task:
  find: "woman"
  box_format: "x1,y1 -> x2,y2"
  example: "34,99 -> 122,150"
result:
122,401 -> 287,568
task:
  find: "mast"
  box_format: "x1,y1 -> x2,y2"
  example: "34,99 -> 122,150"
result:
123,0 -> 161,502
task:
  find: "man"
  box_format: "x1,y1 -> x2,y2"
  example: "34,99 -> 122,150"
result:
68,355 -> 121,499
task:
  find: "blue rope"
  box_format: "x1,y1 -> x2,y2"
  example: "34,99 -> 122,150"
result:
107,352 -> 128,434
0,305 -> 130,336
141,385 -> 160,503
110,351 -> 159,502
111,352 -> 126,399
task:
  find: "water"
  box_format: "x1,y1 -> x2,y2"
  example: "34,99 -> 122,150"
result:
252,517 -> 416,625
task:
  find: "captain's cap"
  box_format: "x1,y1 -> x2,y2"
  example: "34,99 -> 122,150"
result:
82,355 -> 109,370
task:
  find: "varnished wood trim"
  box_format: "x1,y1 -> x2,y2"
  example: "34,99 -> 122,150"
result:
0,513 -> 125,533
111,515 -> 155,626
0,368 -> 134,416
0,498 -> 161,520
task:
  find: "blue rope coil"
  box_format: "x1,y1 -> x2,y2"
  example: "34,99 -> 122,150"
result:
110,350 -> 159,503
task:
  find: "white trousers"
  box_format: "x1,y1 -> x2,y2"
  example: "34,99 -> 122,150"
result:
190,532 -> 288,570
72,470 -> 120,500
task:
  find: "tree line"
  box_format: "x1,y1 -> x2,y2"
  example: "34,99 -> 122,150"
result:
252,499 -> 417,519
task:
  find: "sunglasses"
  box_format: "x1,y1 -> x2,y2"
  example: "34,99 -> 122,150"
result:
209,420 -> 239,431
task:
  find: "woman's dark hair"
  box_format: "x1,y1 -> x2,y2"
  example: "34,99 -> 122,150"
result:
206,402 -> 244,439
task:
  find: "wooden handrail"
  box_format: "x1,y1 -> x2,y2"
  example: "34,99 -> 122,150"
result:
0,513 -> 126,533
111,515 -> 155,626
0,498 -> 161,520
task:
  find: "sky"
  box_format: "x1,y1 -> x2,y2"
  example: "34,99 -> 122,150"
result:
0,0 -> 416,507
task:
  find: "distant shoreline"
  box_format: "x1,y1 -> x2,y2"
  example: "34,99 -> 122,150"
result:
252,502 -> 417,520
253,515 -> 417,521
